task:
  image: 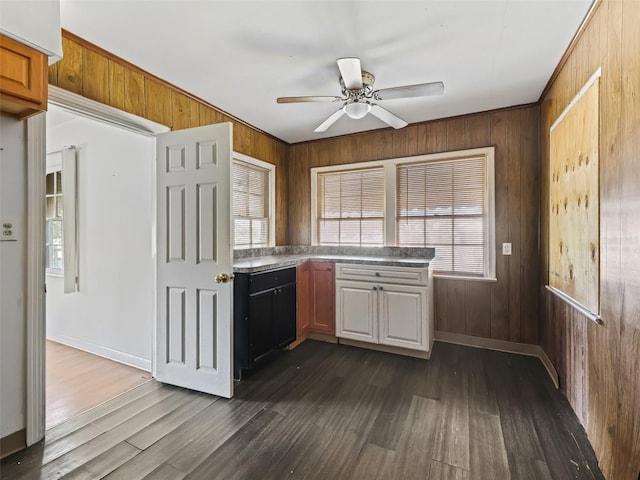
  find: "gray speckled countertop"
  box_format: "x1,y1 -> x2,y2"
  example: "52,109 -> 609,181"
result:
233,246 -> 435,273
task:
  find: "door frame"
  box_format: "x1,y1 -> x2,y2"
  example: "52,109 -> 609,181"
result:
25,86 -> 170,445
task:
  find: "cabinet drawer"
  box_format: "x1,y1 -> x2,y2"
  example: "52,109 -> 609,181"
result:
249,266 -> 296,293
335,263 -> 427,286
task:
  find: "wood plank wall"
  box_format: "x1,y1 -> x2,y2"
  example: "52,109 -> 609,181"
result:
48,30 -> 289,245
540,0 -> 640,478
288,105 -> 540,344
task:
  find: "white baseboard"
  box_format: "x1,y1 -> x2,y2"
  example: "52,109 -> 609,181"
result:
47,332 -> 151,372
435,331 -> 559,389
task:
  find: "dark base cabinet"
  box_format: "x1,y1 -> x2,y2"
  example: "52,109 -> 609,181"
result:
234,266 -> 296,380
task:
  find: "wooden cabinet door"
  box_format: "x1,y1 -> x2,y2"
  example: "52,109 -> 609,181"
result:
309,262 -> 335,335
378,283 -> 427,351
335,279 -> 377,343
295,262 -> 310,339
0,34 -> 48,118
274,283 -> 296,349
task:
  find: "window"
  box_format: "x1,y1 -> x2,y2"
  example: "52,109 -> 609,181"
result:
46,169 -> 64,274
232,154 -> 275,249
46,147 -> 78,292
311,147 -> 495,278
397,156 -> 488,276
316,167 -> 384,246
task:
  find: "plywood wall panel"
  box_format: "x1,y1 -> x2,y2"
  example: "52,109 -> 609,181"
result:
82,48 -> 109,104
145,79 -> 171,126
289,105 -> 540,345
540,1 -> 640,477
57,36 -> 83,94
123,68 -> 145,118
107,60 -> 125,111
49,30 -> 289,245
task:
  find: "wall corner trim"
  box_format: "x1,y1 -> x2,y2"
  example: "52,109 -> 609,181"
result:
26,113 -> 47,446
435,331 -> 560,389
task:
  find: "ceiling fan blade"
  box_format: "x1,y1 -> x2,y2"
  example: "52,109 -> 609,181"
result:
277,96 -> 343,104
374,81 -> 444,100
314,108 -> 346,133
370,104 -> 408,129
337,57 -> 363,90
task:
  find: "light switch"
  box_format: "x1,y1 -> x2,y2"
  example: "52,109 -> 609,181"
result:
1,219 -> 17,241
502,242 -> 512,255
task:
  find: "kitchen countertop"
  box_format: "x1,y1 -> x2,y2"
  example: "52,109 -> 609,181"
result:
233,247 -> 435,273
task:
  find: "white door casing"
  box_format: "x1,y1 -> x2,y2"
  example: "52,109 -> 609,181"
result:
156,123 -> 233,398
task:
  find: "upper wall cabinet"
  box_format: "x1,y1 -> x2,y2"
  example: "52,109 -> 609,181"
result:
0,34 -> 48,118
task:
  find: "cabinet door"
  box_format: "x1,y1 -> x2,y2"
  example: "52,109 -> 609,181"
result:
0,34 -> 47,117
296,262 -> 310,339
274,283 -> 296,348
309,262 -> 335,334
335,280 -> 377,343
378,283 -> 427,351
248,290 -> 274,362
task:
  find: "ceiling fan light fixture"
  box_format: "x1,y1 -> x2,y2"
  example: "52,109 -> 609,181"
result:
343,101 -> 371,120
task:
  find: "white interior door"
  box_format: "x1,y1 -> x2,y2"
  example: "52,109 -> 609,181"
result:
156,123 -> 233,398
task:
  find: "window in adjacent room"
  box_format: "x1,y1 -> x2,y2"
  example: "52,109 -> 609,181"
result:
45,169 -> 64,274
232,154 -> 275,249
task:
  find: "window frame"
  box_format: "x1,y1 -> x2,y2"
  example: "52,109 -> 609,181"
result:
311,147 -> 496,280
45,165 -> 64,276
232,152 -> 276,249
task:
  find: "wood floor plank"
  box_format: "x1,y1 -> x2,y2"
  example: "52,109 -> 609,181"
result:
468,411 -> 510,479
17,390 -> 193,479
429,460 -> 470,480
45,380 -> 162,443
141,463 -> 185,480
392,395 -> 442,480
1,340 -> 605,480
46,341 -> 151,429
125,393 -> 215,450
62,442 -> 141,480
344,443 -> 396,480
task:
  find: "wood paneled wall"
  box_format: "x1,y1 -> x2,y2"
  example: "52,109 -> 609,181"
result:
288,105 -> 540,345
48,30 -> 289,245
540,1 -> 640,478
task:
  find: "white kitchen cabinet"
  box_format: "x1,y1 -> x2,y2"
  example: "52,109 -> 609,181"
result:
335,263 -> 433,353
335,280 -> 377,343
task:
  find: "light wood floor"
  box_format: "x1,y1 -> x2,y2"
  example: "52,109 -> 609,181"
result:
3,340 -> 603,479
46,341 -> 152,429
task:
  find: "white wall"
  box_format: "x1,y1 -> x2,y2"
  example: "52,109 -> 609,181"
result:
0,115 -> 27,438
46,107 -> 155,370
0,0 -> 62,62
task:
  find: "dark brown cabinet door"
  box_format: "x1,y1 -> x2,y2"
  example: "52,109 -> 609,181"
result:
309,262 -> 335,335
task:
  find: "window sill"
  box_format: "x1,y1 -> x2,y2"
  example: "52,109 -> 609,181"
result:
433,274 -> 497,282
46,271 -> 64,278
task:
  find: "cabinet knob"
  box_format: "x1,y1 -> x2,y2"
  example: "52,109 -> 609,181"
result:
379,286 -> 384,290
375,272 -> 380,277
373,286 -> 378,291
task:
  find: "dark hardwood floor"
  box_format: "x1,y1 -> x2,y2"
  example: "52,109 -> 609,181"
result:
1,340 -> 604,479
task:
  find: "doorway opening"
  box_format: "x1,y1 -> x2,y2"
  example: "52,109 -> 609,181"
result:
44,103 -> 155,429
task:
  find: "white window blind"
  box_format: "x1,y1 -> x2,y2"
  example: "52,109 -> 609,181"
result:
397,156 -> 487,276
317,167 -> 384,246
232,160 -> 269,248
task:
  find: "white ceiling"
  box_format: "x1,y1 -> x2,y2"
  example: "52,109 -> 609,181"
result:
59,0 -> 592,144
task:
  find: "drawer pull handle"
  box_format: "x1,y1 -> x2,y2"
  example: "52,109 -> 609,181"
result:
375,272 -> 380,277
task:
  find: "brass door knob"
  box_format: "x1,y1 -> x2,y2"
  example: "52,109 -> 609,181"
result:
215,273 -> 234,283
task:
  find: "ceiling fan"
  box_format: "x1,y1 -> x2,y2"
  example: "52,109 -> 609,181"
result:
277,57 -> 444,133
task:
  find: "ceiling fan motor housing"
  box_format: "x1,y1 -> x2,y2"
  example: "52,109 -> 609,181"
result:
340,71 -> 376,96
